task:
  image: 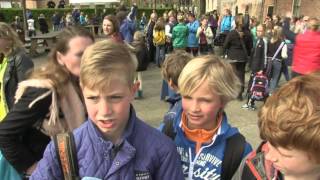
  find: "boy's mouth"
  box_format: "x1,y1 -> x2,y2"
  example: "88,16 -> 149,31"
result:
187,113 -> 202,121
98,119 -> 115,128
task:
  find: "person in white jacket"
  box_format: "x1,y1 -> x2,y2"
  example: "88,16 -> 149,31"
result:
196,15 -> 213,55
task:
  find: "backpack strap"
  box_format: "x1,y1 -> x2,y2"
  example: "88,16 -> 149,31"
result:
221,133 -> 246,180
53,132 -> 80,180
162,120 -> 177,140
271,41 -> 285,61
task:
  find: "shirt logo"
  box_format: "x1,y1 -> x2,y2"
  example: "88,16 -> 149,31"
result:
135,171 -> 152,180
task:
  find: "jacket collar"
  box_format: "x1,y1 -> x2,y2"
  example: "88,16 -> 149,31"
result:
87,105 -> 137,177
176,112 -> 238,146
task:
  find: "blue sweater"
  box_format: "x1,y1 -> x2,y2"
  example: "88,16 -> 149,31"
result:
31,107 -> 184,180
187,20 -> 200,47
220,16 -> 233,33
173,110 -> 252,179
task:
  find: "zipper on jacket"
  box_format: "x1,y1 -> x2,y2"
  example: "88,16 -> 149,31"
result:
187,135 -> 218,179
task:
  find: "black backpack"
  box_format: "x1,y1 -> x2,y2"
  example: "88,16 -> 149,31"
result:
162,120 -> 246,180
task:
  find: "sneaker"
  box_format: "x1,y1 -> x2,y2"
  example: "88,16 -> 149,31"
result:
241,103 -> 249,109
249,105 -> 257,111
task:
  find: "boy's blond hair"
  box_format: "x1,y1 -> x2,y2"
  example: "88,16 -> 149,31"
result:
259,72 -> 320,163
80,40 -> 137,90
161,51 -> 192,87
178,55 -> 240,105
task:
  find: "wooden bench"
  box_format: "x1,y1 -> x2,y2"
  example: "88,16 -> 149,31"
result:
29,31 -> 61,57
84,25 -> 101,37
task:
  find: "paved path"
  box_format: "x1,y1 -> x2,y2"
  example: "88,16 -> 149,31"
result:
33,55 -> 262,148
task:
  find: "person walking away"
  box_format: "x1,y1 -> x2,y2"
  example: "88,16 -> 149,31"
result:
146,13 -> 157,63
153,18 -> 166,67
223,15 -> 253,101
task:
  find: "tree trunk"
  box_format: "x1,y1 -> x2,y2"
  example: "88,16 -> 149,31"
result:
21,0 -> 27,41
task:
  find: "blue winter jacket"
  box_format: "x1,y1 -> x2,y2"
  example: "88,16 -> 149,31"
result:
120,18 -> 136,43
172,110 -> 252,179
220,15 -> 234,33
31,107 -> 184,180
158,94 -> 182,131
187,20 -> 200,47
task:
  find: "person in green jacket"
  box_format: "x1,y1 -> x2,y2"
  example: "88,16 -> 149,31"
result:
172,12 -> 188,50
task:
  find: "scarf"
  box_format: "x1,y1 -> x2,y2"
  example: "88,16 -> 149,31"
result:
15,78 -> 86,136
181,112 -> 223,153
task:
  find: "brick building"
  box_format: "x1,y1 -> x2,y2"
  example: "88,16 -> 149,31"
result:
206,0 -> 320,22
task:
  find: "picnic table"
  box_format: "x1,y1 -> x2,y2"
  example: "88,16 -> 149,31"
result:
29,31 -> 61,57
84,24 -> 101,37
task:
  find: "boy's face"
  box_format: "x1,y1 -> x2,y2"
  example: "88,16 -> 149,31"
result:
82,79 -> 136,142
182,80 -> 223,130
265,142 -> 320,177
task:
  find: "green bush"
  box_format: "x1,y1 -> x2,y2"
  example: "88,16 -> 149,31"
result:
0,7 -> 170,29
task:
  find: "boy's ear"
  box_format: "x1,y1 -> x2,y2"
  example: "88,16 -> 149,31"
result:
131,81 -> 139,95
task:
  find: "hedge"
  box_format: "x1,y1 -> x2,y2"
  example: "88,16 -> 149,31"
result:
0,7 -> 170,29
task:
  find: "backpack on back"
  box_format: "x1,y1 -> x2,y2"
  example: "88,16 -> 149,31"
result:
250,73 -> 269,101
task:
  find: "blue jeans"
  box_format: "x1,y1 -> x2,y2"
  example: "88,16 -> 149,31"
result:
155,45 -> 165,67
269,60 -> 282,93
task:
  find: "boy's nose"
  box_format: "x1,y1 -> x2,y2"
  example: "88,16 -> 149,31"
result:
190,101 -> 201,112
98,100 -> 112,116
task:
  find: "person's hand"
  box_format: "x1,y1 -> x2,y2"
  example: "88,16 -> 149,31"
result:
26,162 -> 38,175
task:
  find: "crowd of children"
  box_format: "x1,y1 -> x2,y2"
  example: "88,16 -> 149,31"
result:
1,3 -> 320,180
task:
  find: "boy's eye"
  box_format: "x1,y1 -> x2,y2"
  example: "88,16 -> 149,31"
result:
109,96 -> 123,102
87,96 -> 99,102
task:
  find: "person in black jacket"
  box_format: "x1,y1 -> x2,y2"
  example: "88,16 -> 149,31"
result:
242,24 -> 267,110
130,31 -> 149,98
223,14 -> 253,101
38,14 -> 49,34
47,0 -> 56,8
146,13 -> 157,63
0,22 -> 34,120
0,27 -> 94,176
